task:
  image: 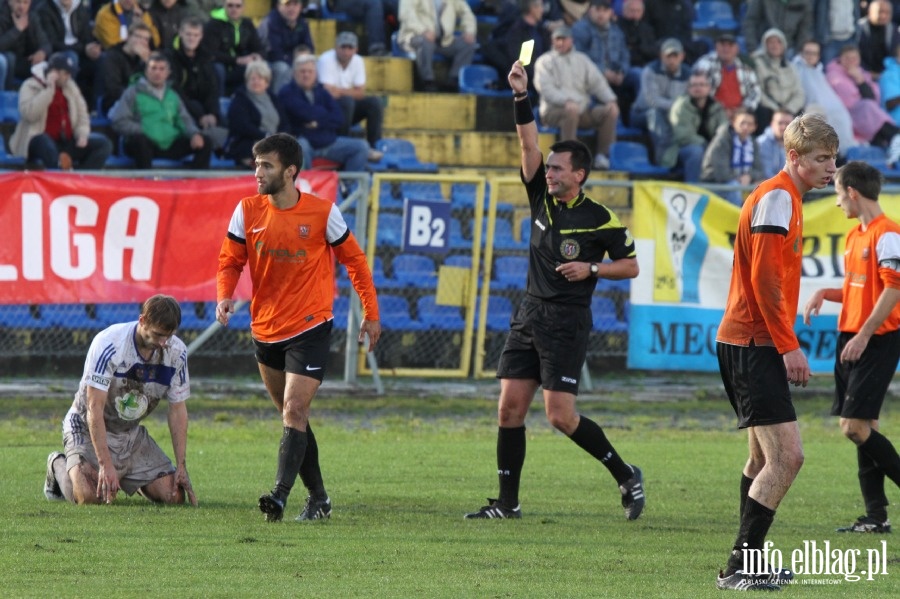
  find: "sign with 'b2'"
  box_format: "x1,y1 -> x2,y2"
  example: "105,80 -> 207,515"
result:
402,198 -> 451,255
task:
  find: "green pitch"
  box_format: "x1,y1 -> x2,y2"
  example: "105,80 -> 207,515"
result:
2,380 -> 898,598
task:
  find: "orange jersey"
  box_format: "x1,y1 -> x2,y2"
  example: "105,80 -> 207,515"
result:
839,213 -> 900,334
216,192 -> 379,343
716,171 -> 803,353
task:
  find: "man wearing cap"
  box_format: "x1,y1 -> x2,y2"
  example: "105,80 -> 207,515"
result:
397,0 -> 477,92
10,52 -> 112,169
534,24 -> 618,170
630,37 -> 690,164
317,31 -> 383,153
258,0 -> 314,93
694,33 -> 762,121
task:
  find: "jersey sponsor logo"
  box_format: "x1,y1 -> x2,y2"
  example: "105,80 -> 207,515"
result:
114,391 -> 149,421
91,374 -> 111,387
254,240 -> 308,261
252,226 -> 267,233
559,238 -> 580,259
862,248 -> 870,260
298,225 -> 310,239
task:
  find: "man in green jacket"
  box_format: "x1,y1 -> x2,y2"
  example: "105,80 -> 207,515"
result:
110,51 -> 212,169
663,71 -> 727,182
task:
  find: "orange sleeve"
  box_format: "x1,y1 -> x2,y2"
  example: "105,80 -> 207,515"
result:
216,236 -> 247,303
332,233 -> 379,321
751,231 -> 799,354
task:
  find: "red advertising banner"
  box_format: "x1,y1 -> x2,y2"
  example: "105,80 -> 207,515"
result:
0,171 -> 339,304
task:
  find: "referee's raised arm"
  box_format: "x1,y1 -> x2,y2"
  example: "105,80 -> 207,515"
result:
509,61 -> 542,183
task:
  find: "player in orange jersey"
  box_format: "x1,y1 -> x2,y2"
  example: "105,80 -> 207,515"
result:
215,133 -> 380,523
804,161 -> 900,535
715,113 -> 838,591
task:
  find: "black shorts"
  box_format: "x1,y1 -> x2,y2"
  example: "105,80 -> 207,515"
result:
833,330 -> 900,420
717,341 -> 797,429
253,321 -> 333,382
496,297 -> 591,395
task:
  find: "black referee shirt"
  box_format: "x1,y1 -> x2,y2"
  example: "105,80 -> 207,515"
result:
520,163 -> 636,307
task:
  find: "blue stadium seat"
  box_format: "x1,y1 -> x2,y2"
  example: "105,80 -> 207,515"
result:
485,295 -> 514,331
380,294 -> 423,330
93,303 -> 141,327
376,213 -> 404,247
0,133 -> 25,168
417,295 -> 465,330
489,218 -> 528,251
533,107 -> 594,137
0,305 -> 42,328
596,275 -> 631,294
378,181 -> 406,209
591,296 -> 628,332
1,90 -> 19,123
692,0 -> 739,33
518,216 -> 531,246
369,138 -> 439,173
493,255 -> 528,289
844,145 -> 900,176
91,96 -> 111,128
391,32 -> 415,59
459,64 -> 508,97
179,302 -> 216,330
390,253 -> 438,287
449,217 -> 472,250
225,303 -> 252,329
41,304 -> 94,328
609,141 -> 672,176
401,181 -> 444,200
444,254 -> 472,269
332,295 -> 349,329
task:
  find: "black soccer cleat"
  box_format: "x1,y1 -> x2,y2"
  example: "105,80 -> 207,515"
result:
258,493 -> 285,522
464,498 -> 522,519
716,570 -> 781,591
295,495 -> 332,521
619,465 -> 645,520
836,515 -> 891,533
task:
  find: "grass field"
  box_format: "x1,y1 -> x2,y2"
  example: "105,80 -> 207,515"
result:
2,374 -> 899,598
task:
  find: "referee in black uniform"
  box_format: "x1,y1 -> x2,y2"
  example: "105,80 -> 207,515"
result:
465,60 -> 645,520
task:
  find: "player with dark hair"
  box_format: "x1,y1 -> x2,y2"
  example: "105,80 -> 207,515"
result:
43,294 -> 196,506
715,113 -> 838,591
464,60 -> 644,520
804,160 -> 900,535
216,132 -> 380,523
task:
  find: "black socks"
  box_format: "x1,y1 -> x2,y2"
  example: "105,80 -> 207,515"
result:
497,426 -> 526,508
273,426 -> 308,502
726,498 -> 775,575
299,424 -> 327,500
568,416 -> 632,484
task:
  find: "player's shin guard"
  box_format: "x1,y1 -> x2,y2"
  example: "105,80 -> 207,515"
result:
273,426 -> 307,501
726,498 -> 775,575
739,474 -> 753,518
858,446 -> 889,521
497,426 -> 526,508
568,416 -> 632,484
298,424 -> 326,499
860,430 -> 900,487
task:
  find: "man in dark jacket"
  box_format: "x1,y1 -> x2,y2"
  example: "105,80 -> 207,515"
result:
259,0 -> 314,93
481,0 -> 551,92
0,0 -> 52,89
99,21 -> 151,114
38,0 -> 102,104
202,0 -> 263,95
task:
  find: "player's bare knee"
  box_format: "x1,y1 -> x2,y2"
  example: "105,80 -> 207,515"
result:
840,418 -> 868,444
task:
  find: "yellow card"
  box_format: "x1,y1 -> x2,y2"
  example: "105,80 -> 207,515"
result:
519,40 -> 535,66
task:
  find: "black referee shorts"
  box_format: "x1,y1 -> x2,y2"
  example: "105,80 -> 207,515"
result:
717,341 -> 797,429
833,330 -> 900,420
497,297 -> 591,395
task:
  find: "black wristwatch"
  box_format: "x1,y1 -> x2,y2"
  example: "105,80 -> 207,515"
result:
590,263 -> 599,277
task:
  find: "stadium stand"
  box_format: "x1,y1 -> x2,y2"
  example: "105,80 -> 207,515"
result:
459,64 -> 508,97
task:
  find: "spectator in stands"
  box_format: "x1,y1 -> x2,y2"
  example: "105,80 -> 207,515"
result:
0,0 -> 52,90
397,0 -> 477,92
149,0 -> 193,50
534,25 -> 618,170
94,0 -> 161,50
317,31 -> 383,152
224,59 -> 287,166
643,0 -> 706,64
278,53 -> 375,172
38,0 -> 103,105
111,51 -> 212,168
330,0 -> 389,56
701,108 -> 766,206
100,22 -> 152,114
663,71 -> 726,182
481,0 -> 552,92
858,0 -> 900,78
10,52 -> 112,169
166,16 -> 226,150
813,0 -> 858,65
751,28 -> 806,128
203,0 -> 263,97
755,108 -> 793,179
618,0 -> 656,68
741,0 -> 812,56
792,40 -> 857,156
694,32 -> 762,121
572,0 -> 637,124
827,44 -> 900,166
630,37 -> 689,163
258,0 -> 314,94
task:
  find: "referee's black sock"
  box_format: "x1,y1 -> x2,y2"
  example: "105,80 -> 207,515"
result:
567,416 -> 632,484
858,446 -> 889,522
739,474 -> 753,519
859,429 -> 900,488
298,424 -> 327,500
725,498 -> 775,576
497,426 -> 526,508
273,426 -> 307,502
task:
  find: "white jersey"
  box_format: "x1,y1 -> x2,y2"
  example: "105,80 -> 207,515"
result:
64,322 -> 190,436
